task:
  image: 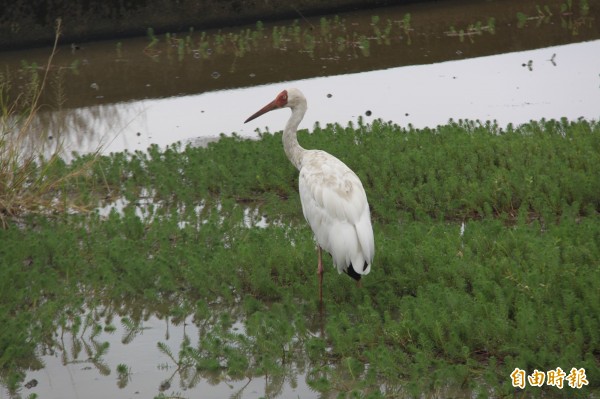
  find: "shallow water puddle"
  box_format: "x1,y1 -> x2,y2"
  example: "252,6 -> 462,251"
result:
19,309 -> 316,399
98,196 -> 269,230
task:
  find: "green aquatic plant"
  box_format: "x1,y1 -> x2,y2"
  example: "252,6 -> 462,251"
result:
559,0 -> 594,34
358,34 -> 370,56
580,0 -> 590,15
562,0 -> 574,12
116,363 -> 131,388
402,12 -> 411,32
487,16 -> 496,33
446,17 -> 496,42
140,13 -> 396,65
147,27 -> 158,45
272,26 -> 281,48
516,0 -> 592,33
320,16 -> 330,38
113,1 -> 596,77
371,15 -> 382,44
383,18 -> 393,44
1,118 -> 599,397
517,11 -> 529,28
537,4 -> 554,18
144,27 -> 160,58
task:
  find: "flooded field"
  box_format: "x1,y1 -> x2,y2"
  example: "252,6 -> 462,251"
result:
1,0 -> 598,154
1,1 -> 600,399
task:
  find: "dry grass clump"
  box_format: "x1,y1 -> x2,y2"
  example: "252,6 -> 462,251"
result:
0,20 -> 95,228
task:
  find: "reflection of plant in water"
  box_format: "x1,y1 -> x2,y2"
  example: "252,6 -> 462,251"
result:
55,309 -> 111,376
445,17 -> 496,42
143,13 -> 414,65
370,15 -> 394,45
560,0 -> 593,34
120,316 -> 150,344
517,0 -> 592,34
132,1 -> 596,70
144,27 -> 160,58
116,363 -> 131,388
7,56 -> 137,154
157,302 -> 309,398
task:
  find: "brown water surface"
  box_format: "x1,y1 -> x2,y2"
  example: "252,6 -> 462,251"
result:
1,0 -> 598,154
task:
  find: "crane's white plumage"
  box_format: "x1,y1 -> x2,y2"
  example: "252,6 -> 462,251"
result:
299,150 -> 373,275
244,88 -> 374,300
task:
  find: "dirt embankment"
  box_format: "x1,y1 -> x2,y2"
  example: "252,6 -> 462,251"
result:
1,0 -> 401,50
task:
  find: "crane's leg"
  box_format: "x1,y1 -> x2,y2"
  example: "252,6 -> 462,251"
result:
317,245 -> 324,304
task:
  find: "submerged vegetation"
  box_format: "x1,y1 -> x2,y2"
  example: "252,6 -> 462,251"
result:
3,0 -> 597,115
1,116 -> 599,398
142,0 -> 592,63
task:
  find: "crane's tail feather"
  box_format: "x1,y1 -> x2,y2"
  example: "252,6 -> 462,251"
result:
345,262 -> 370,282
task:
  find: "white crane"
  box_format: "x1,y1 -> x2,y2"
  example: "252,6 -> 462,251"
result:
244,88 -> 374,302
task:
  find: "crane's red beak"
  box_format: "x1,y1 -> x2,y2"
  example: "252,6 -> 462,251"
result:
244,99 -> 279,123
244,90 -> 289,123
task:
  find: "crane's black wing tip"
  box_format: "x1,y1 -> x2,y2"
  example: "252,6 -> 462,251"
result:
345,263 -> 366,282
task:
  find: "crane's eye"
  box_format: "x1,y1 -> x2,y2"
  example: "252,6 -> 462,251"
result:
277,90 -> 288,106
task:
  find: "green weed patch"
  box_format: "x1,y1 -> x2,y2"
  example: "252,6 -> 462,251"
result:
1,118 -> 599,397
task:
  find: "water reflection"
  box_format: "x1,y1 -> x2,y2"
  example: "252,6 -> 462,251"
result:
15,298 -> 319,399
22,38 -> 598,155
3,0 -> 597,108
26,102 -> 148,156
1,0 -> 598,156
14,296 -> 486,399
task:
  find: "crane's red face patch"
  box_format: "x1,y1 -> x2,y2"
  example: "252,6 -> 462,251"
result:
275,90 -> 288,107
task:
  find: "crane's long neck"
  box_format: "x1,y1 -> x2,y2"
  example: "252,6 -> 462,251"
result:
283,102 -> 307,171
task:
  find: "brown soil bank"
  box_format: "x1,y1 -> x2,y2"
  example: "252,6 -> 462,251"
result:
0,0 -> 405,50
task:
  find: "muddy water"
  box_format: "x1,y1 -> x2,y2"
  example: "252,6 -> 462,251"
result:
1,1 -> 600,398
1,0 -> 599,154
